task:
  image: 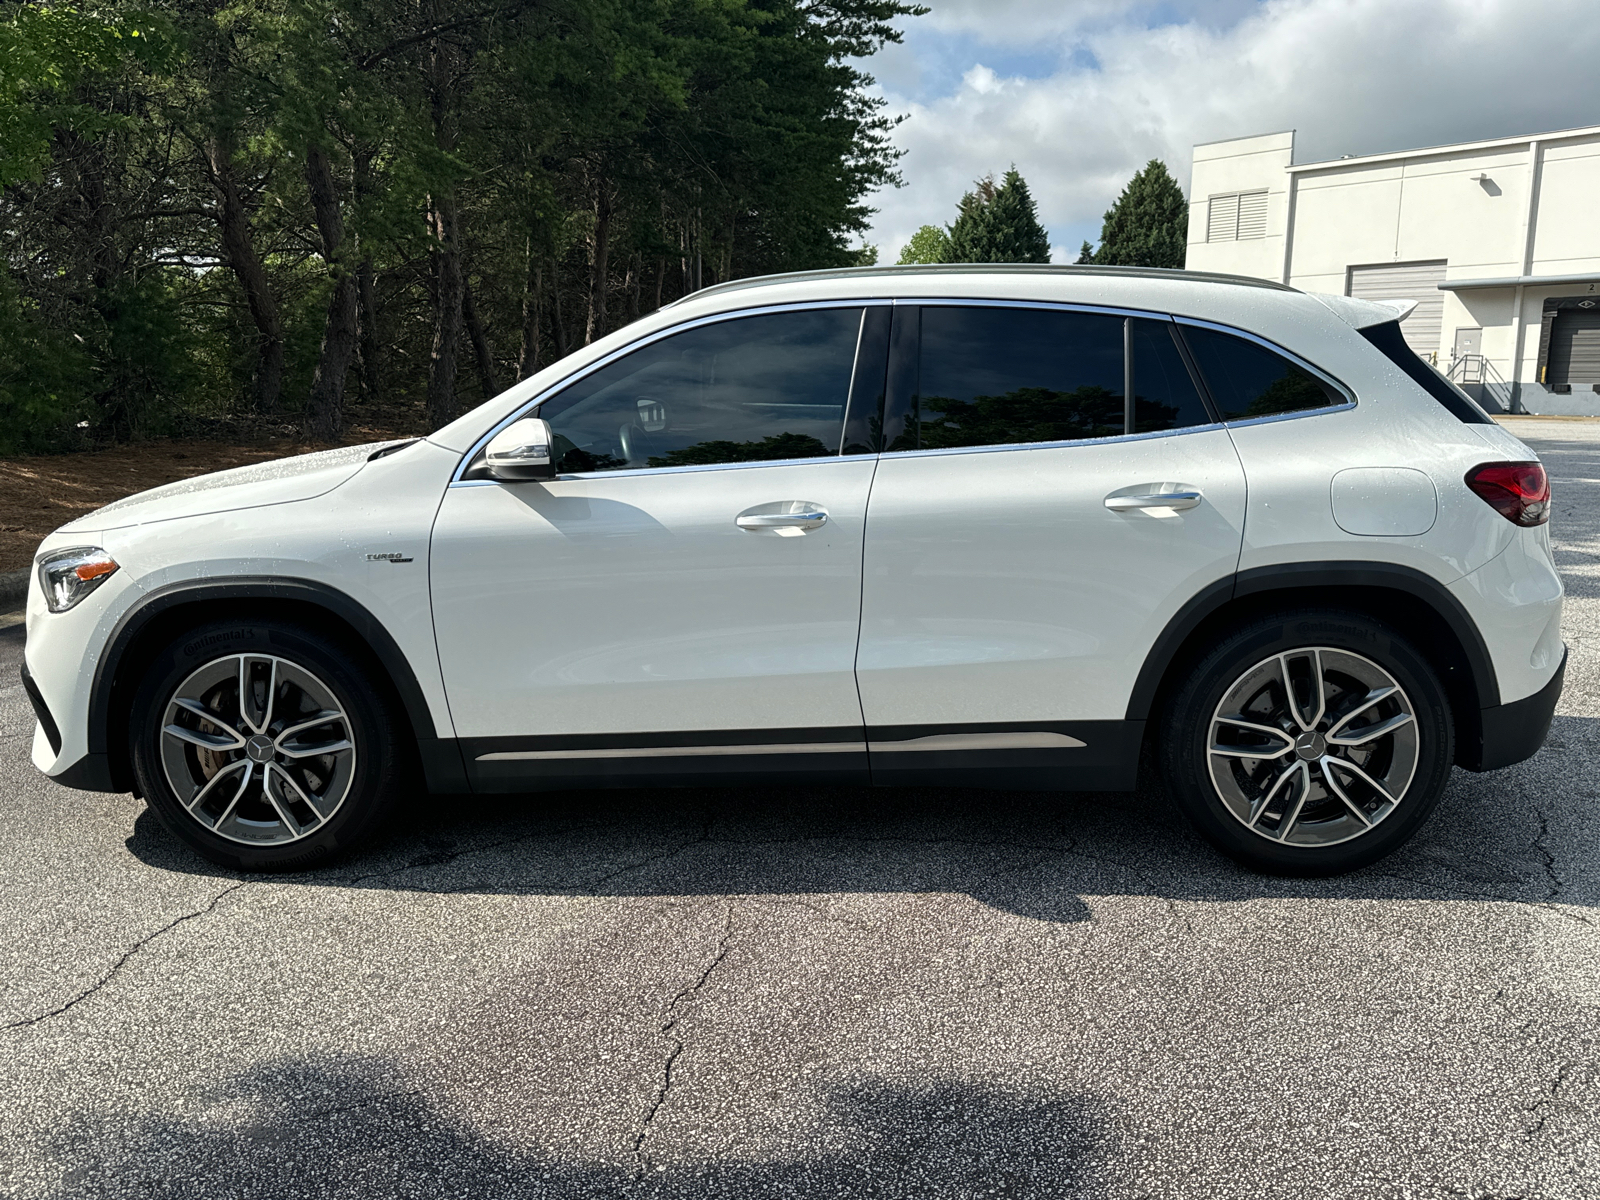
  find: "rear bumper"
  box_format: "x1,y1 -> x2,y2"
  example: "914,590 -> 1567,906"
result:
1459,648 -> 1565,772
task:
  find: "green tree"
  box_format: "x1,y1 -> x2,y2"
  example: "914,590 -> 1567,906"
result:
1084,158 -> 1187,268
946,168 -> 1050,264
897,223 -> 950,264
0,0 -> 925,451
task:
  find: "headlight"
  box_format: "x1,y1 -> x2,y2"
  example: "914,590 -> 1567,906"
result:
37,547 -> 119,613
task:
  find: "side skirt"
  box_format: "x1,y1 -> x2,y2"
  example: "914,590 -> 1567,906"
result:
459,721 -> 1145,794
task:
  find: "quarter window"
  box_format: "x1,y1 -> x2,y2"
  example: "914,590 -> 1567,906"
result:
538,308 -> 863,472
1181,325 -> 1345,421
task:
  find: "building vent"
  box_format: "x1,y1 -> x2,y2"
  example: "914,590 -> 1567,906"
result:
1236,190 -> 1268,239
1347,261 -> 1447,359
1548,308 -> 1600,386
1206,190 -> 1267,242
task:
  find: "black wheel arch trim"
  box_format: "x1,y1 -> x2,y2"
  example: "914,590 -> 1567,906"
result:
88,576 -> 470,795
1126,560 -> 1501,723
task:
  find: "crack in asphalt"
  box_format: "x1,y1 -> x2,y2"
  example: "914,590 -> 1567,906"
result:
1530,807 -> 1564,902
3,880 -> 250,1031
1523,1060 -> 1577,1140
632,901 -> 735,1180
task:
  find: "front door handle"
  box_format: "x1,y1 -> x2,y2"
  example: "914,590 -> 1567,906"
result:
735,503 -> 829,534
1104,490 -> 1202,512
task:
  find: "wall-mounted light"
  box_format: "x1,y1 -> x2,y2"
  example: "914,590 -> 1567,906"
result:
1472,173 -> 1502,195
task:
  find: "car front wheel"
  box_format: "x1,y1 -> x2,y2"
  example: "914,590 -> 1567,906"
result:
129,620 -> 404,871
1160,609 -> 1454,875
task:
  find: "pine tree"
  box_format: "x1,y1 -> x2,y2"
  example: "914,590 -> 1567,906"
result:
945,168 -> 1051,264
897,224 -> 952,264
1086,159 -> 1188,268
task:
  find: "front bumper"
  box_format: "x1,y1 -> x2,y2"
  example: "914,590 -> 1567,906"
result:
1459,647 -> 1565,772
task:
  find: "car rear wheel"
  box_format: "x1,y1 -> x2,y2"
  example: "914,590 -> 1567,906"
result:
1160,609 -> 1454,875
129,620 -> 405,871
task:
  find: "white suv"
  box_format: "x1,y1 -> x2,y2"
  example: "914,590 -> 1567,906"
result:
20,266 -> 1564,875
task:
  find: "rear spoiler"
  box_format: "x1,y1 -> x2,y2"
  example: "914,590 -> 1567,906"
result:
1311,293 -> 1419,329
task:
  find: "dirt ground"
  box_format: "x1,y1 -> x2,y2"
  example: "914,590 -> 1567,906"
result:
0,433 -> 403,575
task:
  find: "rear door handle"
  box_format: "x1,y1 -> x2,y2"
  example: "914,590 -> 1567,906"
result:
735,503 -> 829,534
1104,491 -> 1202,512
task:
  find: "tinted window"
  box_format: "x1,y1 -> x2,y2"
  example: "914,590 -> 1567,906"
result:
1359,320 -> 1492,424
1181,325 -> 1344,421
905,307 -> 1126,450
1130,318 -> 1213,432
538,308 -> 862,472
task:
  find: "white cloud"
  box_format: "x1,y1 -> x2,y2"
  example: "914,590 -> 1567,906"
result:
864,0 -> 1600,263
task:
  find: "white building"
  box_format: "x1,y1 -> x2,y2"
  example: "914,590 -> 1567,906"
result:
1186,125 -> 1600,414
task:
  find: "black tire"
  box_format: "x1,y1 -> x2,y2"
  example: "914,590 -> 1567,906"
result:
129,619 -> 405,871
1159,608 -> 1453,876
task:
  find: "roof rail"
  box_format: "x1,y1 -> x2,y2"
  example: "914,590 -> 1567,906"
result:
668,262 -> 1300,306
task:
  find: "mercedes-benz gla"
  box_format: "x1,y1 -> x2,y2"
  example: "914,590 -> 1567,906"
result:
21,265 -> 1564,875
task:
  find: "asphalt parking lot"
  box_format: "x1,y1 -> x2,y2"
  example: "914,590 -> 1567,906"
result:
2,419 -> 1598,1199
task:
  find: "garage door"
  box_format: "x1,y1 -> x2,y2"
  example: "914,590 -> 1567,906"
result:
1548,309 -> 1600,386
1347,261 -> 1447,358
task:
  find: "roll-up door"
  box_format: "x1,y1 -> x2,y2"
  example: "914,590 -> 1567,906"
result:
1347,261 -> 1447,358
1548,309 -> 1600,386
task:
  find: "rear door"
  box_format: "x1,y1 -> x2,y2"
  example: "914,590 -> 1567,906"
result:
855,303 -> 1248,788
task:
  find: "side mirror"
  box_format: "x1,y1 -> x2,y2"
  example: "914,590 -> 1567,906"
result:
485,417 -> 556,482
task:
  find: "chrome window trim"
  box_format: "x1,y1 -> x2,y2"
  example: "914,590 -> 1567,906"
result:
451,298 -> 892,484
1174,315 -> 1358,413
447,451 -> 881,488
911,296 -> 1177,322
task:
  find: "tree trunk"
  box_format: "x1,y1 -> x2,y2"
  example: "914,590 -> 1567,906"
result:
463,278 -> 499,399
585,180 -> 613,345
353,147 -> 381,399
356,261 -> 379,398
204,135 -> 283,413
654,256 -> 664,312
519,248 -> 540,380
427,192 -> 464,428
304,145 -> 357,440
625,252 -> 640,323
551,262 -> 568,360
425,28 -> 463,430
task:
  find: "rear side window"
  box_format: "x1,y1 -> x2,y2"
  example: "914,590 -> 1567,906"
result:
538,308 -> 863,471
1182,325 -> 1345,421
1130,318 -> 1213,432
910,306 -> 1126,450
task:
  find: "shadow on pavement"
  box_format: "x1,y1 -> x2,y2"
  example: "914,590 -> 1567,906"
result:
47,1057 -> 1109,1199
124,712 -> 1600,922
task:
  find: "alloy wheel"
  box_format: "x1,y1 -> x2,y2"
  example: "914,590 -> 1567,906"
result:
158,654 -> 357,846
1207,647 -> 1419,847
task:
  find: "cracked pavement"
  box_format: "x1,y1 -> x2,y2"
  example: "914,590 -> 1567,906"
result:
2,418 -> 1599,1198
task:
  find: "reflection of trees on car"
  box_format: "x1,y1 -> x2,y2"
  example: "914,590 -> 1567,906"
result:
1245,369 -> 1332,418
647,432 -> 834,468
918,386 -> 1128,447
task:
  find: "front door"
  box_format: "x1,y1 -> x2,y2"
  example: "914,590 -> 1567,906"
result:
431,304 -> 887,789
855,303 -> 1248,788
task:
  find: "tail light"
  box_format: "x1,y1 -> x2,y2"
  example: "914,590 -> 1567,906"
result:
1464,462 -> 1549,527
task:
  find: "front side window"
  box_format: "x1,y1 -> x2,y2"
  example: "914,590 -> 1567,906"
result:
1181,324 -> 1345,421
538,308 -> 864,472
905,307 -> 1127,450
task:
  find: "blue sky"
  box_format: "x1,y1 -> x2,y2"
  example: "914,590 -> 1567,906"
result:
856,0 -> 1599,263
